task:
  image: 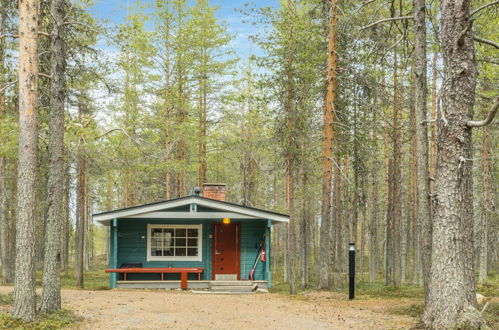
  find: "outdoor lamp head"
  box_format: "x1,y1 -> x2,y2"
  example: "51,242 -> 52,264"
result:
349,243 -> 355,251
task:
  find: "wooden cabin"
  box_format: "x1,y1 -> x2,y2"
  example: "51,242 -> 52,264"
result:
93,184 -> 289,291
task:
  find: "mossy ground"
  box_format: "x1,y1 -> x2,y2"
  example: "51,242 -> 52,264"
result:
271,266 -> 499,328
0,309 -> 80,330
0,261 -> 109,329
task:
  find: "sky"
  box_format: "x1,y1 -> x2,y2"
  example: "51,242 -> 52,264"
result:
87,0 -> 277,59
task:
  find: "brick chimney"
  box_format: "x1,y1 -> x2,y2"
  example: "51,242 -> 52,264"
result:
202,183 -> 227,201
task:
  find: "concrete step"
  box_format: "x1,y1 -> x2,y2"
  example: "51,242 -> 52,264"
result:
192,291 -> 256,295
215,274 -> 237,280
210,285 -> 255,292
210,281 -> 253,286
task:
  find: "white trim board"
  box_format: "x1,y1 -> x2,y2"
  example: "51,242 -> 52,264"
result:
93,196 -> 289,225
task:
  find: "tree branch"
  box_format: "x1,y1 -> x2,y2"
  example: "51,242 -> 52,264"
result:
0,34 -> 18,39
61,21 -> 98,33
467,97 -> 499,127
473,36 -> 499,49
469,0 -> 499,19
0,80 -> 17,93
457,20 -> 474,47
360,16 -> 413,30
38,31 -> 50,37
38,73 -> 52,79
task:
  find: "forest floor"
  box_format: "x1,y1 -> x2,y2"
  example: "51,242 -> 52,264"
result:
0,286 -> 417,329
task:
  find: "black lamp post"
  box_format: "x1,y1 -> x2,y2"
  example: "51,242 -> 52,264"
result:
349,242 -> 355,300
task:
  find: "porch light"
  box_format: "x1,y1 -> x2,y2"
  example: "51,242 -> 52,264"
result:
222,217 -> 231,224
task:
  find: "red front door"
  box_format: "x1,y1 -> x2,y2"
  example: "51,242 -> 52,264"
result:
212,223 -> 240,280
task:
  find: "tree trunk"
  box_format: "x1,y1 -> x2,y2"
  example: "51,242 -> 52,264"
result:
0,0 -> 13,284
40,0 -> 66,311
410,92 -> 420,286
75,142 -> 86,288
422,0 -> 484,327
300,165 -> 310,288
62,161 -> 70,276
198,51 -> 207,187
413,0 -> 432,302
385,159 -> 395,286
478,126 -> 490,283
285,0 -> 296,295
369,166 -> 378,282
13,0 -> 39,320
332,150 -> 342,287
429,50 -> 438,193
319,0 -> 337,289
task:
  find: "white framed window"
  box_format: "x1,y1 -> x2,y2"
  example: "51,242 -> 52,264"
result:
147,224 -> 202,261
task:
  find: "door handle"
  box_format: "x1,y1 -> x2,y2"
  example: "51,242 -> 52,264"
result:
215,251 -> 221,255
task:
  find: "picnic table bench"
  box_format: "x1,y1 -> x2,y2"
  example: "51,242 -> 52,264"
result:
105,267 -> 204,290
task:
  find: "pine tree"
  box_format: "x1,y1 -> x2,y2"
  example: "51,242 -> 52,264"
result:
13,0 -> 39,321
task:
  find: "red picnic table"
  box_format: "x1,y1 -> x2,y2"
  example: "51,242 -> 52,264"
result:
105,267 -> 204,290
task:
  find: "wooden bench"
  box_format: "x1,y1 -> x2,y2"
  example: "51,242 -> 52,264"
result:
105,267 -> 204,290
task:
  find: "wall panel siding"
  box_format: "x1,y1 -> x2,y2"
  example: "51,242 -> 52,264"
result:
115,218 -> 267,282
240,221 -> 266,280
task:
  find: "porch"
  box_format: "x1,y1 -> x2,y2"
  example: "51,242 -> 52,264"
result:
115,279 -> 269,292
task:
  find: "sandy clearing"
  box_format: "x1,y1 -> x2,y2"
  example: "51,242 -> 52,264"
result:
0,287 -> 416,329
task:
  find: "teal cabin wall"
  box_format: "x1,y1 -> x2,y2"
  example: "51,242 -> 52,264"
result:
239,221 -> 266,281
111,218 -> 268,283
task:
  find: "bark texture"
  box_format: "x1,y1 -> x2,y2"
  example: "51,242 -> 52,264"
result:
422,0 -> 484,328
285,0 -> 296,295
478,127 -> 490,283
13,0 -> 39,321
75,110 -> 86,288
413,0 -> 432,301
0,0 -> 14,285
40,0 -> 66,311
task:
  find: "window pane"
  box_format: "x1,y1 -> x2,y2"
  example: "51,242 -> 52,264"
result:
175,238 -> 186,247
150,226 -> 200,259
176,247 -> 187,256
163,247 -> 174,256
187,229 -> 198,237
164,237 -> 172,249
175,228 -> 186,237
152,248 -> 163,256
151,228 -> 162,238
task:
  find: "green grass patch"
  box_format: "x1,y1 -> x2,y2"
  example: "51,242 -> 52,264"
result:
342,280 -> 425,299
477,272 -> 499,298
0,293 -> 13,305
483,302 -> 499,326
390,302 -> 424,318
59,268 -> 109,290
269,280 -> 290,294
0,309 -> 81,330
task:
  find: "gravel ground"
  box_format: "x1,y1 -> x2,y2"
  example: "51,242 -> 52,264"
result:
0,287 -> 416,329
